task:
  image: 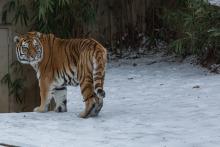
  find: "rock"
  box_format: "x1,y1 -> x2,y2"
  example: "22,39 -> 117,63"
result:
193,85 -> 200,89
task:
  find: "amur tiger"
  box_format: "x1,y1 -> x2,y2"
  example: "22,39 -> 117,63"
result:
14,32 -> 107,118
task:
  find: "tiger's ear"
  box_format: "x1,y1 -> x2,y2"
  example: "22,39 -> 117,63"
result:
36,32 -> 41,38
13,36 -> 20,43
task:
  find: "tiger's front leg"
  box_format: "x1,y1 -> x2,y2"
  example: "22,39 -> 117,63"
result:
34,79 -> 52,113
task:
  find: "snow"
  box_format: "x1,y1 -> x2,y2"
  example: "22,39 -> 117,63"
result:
209,0 -> 220,6
1,53 -> 220,147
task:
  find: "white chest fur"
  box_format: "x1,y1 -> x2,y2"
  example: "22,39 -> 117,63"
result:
30,63 -> 40,79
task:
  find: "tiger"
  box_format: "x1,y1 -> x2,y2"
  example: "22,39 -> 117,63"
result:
14,32 -> 107,118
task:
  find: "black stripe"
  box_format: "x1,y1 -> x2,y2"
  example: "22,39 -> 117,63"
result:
70,51 -> 77,66
57,69 -> 60,78
44,35 -> 52,71
54,87 -> 67,91
69,67 -> 75,77
67,74 -> 72,85
61,70 -> 68,84
94,83 -> 102,89
93,76 -> 103,81
64,43 -> 76,77
64,42 -> 70,63
93,72 -> 102,77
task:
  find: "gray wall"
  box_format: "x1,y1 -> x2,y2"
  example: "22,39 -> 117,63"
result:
0,27 -> 10,112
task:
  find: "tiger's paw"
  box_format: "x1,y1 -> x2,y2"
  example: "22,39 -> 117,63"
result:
33,106 -> 48,113
79,98 -> 103,118
54,104 -> 67,112
79,103 -> 95,118
79,98 -> 96,118
79,111 -> 89,118
54,99 -> 67,112
90,97 -> 103,117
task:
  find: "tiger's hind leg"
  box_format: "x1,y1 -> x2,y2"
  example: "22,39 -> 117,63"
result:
79,81 -> 96,118
78,47 -> 106,118
92,95 -> 103,116
53,87 -> 67,112
79,82 -> 103,118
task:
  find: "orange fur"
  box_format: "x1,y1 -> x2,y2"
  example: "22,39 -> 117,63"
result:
15,32 -> 107,118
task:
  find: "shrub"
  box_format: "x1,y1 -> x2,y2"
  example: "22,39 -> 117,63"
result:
162,0 -> 220,61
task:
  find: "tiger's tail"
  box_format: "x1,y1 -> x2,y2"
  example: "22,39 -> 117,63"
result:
92,46 -> 107,99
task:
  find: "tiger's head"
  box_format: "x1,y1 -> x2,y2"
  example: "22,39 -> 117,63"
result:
14,32 -> 43,64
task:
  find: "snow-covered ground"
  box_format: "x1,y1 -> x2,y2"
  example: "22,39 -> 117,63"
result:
1,53 -> 220,147
209,0 -> 220,6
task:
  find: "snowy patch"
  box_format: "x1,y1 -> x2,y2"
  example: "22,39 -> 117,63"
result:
1,54 -> 220,147
209,0 -> 220,6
